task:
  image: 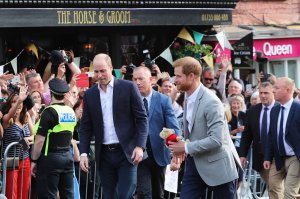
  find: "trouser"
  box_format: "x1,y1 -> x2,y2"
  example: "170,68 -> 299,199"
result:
136,156 -> 166,199
6,158 -> 31,199
36,151 -> 74,199
99,146 -> 137,199
268,156 -> 300,199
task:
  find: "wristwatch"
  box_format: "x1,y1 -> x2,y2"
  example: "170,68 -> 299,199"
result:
31,158 -> 38,163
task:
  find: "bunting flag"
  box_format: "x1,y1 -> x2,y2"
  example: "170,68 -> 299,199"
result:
160,48 -> 173,65
27,43 -> 39,59
202,55 -> 214,68
193,31 -> 204,45
177,27 -> 194,43
10,57 -> 18,74
73,57 -> 81,67
0,65 -> 4,75
216,31 -> 233,51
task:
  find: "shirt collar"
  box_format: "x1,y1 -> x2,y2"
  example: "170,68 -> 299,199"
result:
142,90 -> 153,102
281,98 -> 294,109
98,77 -> 114,91
186,84 -> 201,103
263,100 -> 275,110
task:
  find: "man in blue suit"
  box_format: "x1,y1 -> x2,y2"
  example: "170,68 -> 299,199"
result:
79,54 -> 148,199
264,77 -> 300,199
132,66 -> 180,199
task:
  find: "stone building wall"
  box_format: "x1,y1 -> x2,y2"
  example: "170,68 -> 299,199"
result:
233,0 -> 300,26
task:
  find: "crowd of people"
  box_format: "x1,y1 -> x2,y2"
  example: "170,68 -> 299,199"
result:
0,49 -> 300,199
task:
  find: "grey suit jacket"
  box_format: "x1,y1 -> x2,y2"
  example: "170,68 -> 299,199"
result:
184,84 -> 239,186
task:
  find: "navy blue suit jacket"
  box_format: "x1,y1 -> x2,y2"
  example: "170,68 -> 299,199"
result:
79,78 -> 148,166
148,90 -> 181,166
265,100 -> 300,170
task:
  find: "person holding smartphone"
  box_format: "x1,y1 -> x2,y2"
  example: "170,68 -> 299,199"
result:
1,85 -> 34,199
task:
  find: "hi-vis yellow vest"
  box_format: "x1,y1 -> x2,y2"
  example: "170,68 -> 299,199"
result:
35,105 -> 77,156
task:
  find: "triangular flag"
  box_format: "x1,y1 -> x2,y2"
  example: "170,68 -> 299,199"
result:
27,43 -> 39,59
89,61 -> 94,72
193,31 -> 204,45
11,57 -> 18,74
216,31 -> 233,51
0,65 -> 4,75
73,57 -> 80,67
160,48 -> 173,65
202,55 -> 214,68
177,27 -> 194,43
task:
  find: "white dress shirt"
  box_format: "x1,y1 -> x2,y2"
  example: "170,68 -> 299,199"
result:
99,78 -> 120,144
259,101 -> 275,136
141,90 -> 153,111
186,85 -> 201,133
277,98 -> 295,156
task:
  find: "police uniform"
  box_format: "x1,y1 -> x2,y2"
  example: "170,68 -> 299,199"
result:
33,78 -> 76,199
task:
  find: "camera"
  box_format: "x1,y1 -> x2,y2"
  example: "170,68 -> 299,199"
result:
261,73 -> 270,82
59,50 -> 72,64
124,63 -> 136,80
8,83 -> 20,94
143,49 -> 156,76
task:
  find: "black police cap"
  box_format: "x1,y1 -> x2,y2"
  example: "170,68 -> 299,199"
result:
49,78 -> 69,95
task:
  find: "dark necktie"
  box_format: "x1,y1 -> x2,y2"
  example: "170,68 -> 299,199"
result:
278,106 -> 286,156
143,98 -> 152,155
143,98 -> 149,115
261,107 -> 268,154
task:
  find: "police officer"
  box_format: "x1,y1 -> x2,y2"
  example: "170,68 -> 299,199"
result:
31,78 -> 76,199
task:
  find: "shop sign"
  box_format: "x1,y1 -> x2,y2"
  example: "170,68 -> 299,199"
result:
254,38 -> 300,59
215,37 -> 300,63
0,8 -> 232,27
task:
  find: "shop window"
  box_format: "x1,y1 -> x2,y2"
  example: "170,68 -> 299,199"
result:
269,61 -> 284,78
287,60 -> 297,83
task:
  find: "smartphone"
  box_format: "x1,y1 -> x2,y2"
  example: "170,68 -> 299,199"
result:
246,84 -> 252,92
261,73 -> 270,82
76,73 -> 89,88
19,138 -> 29,151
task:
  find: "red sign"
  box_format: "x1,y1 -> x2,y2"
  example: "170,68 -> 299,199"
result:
215,37 -> 300,62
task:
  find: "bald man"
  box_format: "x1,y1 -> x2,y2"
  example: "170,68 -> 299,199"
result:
263,77 -> 300,199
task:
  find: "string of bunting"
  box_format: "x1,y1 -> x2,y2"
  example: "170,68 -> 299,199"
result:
153,27 -> 233,68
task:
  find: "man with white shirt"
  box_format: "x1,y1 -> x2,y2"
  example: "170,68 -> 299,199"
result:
79,54 -> 148,199
263,77 -> 300,199
168,56 -> 240,199
240,82 -> 276,190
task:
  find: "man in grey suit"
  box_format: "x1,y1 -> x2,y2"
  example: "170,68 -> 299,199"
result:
169,56 -> 239,199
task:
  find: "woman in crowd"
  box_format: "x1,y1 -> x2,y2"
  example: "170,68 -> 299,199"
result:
228,94 -> 246,154
2,86 -> 34,199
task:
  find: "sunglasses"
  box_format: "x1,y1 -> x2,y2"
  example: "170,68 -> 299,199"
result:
204,78 -> 214,82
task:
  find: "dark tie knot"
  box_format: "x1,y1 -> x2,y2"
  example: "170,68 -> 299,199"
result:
281,106 -> 285,110
264,107 -> 269,111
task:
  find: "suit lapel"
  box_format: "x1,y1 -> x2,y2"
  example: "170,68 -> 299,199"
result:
285,101 -> 296,136
91,85 -> 102,119
272,105 -> 280,145
256,104 -> 263,140
189,85 -> 205,132
112,78 -> 121,119
183,95 -> 189,138
149,90 -> 158,120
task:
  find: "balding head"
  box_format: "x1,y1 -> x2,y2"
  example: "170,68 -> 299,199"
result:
273,77 -> 295,104
92,53 -> 113,88
132,66 -> 152,97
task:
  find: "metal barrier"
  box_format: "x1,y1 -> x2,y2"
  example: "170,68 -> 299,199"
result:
1,141 -> 28,199
1,141 -> 268,199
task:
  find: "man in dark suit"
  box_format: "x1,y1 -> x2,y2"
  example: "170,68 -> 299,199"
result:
240,81 -> 275,188
132,66 -> 180,199
79,54 -> 148,199
168,57 -> 240,199
263,77 -> 300,199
